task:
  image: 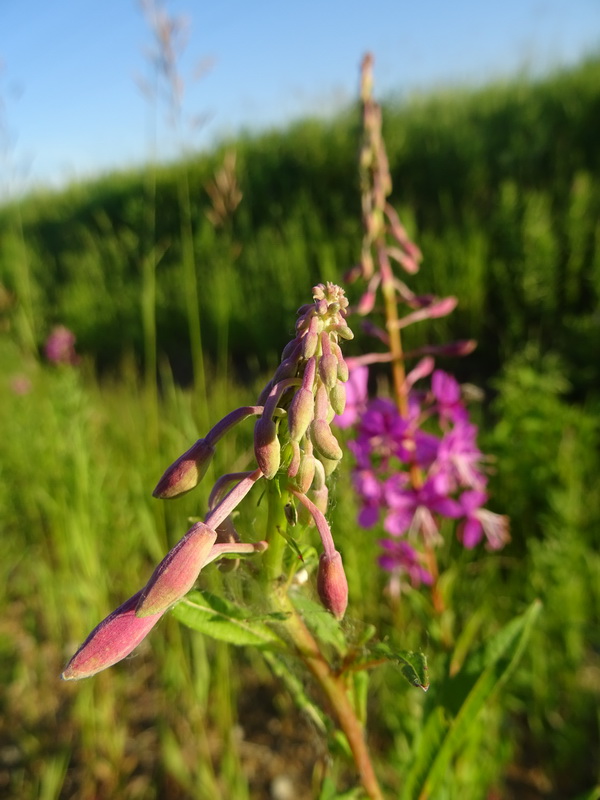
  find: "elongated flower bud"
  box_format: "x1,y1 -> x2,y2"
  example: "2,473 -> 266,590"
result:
317,550 -> 348,620
254,416 -> 281,479
153,438 -> 215,499
310,419 -> 343,462
319,353 -> 339,391
287,388 -> 314,442
61,591 -> 165,681
295,452 -> 316,494
329,381 -> 346,416
136,522 -> 218,617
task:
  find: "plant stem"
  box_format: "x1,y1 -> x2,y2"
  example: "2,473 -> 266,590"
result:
276,588 -> 384,800
264,485 -> 384,800
262,479 -> 287,582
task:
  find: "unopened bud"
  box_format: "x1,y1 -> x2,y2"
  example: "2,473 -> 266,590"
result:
254,416 -> 281,479
319,353 -> 339,391
301,318 -> 319,358
272,353 -> 301,384
317,453 -> 341,478
311,483 -> 329,516
317,551 -> 348,620
288,387 -> 315,442
61,591 -> 165,680
331,343 -> 349,382
136,522 -> 218,617
332,324 -> 354,341
329,381 -> 346,416
295,453 -> 316,494
287,440 -> 301,478
310,419 -> 343,462
153,438 -> 215,499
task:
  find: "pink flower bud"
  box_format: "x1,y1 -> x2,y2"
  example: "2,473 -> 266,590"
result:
301,317 -> 320,358
317,453 -> 341,478
153,439 -> 215,499
319,353 -> 339,391
317,551 -> 348,620
287,440 -> 301,478
272,353 -> 301,384
254,416 -> 281,479
136,522 -> 218,617
61,591 -> 165,680
311,483 -> 329,516
310,419 -> 343,462
329,381 -> 346,416
287,388 -> 315,442
295,453 -> 316,494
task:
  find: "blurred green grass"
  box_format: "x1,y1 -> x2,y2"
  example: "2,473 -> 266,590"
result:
0,57 -> 599,799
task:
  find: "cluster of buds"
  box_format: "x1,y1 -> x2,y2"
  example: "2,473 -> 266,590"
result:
254,282 -> 353,618
62,284 -> 353,680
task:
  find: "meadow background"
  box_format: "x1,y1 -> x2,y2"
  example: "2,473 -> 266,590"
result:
1,55 -> 599,799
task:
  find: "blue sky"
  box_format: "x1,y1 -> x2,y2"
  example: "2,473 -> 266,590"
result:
1,0 -> 599,197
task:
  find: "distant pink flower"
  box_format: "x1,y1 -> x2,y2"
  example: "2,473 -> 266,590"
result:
334,363 -> 368,429
44,325 -> 78,365
458,490 -> 510,550
378,539 -> 432,587
10,374 -> 32,395
432,370 -> 468,424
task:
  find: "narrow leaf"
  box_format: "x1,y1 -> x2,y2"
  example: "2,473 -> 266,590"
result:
416,600 -> 541,800
171,590 -> 284,648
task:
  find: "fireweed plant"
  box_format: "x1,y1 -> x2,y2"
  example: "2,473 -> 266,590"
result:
62,283 -> 390,799
340,55 -> 510,608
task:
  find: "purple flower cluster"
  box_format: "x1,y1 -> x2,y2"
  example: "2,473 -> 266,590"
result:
337,361 -> 509,591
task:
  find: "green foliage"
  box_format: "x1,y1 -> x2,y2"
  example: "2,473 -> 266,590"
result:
1,55 -> 600,799
172,589 -> 285,648
1,58 -> 599,391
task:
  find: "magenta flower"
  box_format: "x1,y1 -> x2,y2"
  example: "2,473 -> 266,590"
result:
458,490 -> 510,550
432,369 -> 468,424
378,540 -> 433,588
334,363 -> 368,429
434,421 -> 486,491
383,473 -> 462,543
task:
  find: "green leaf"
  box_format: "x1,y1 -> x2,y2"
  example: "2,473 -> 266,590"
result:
290,592 -> 347,655
171,590 -> 285,648
369,643 -> 429,691
404,600 -> 541,800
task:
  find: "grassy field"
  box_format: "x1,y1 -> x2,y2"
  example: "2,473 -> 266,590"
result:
1,57 -> 599,799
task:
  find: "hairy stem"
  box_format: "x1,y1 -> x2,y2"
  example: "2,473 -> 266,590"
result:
265,485 -> 384,799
